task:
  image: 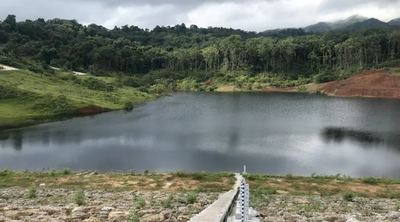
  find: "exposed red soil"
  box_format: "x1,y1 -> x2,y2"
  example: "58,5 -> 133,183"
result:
74,106 -> 111,116
318,69 -> 400,99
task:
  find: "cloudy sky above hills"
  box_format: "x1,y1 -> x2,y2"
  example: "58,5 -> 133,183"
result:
0,0 -> 399,31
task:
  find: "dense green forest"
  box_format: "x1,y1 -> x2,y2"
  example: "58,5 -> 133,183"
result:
1,14 -> 400,91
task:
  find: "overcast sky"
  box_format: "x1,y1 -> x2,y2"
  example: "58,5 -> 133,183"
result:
0,0 -> 399,31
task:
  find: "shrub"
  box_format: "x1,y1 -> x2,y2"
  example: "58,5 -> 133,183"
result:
173,171 -> 207,180
186,192 -> 198,204
130,169 -> 135,176
26,186 -> 37,199
298,86 -> 310,93
215,172 -> 235,177
253,187 -> 277,195
28,65 -> 45,74
49,169 -> 58,177
144,169 -> 149,175
123,77 -> 142,87
133,195 -> 146,209
63,168 -> 72,175
206,85 -> 217,92
286,173 -> 294,179
148,83 -> 169,94
0,85 -> 33,100
343,192 -> 355,202
174,171 -> 188,178
162,194 -> 175,208
127,210 -> 140,222
194,186 -> 204,193
253,82 -> 263,89
362,177 -> 378,185
32,95 -> 72,114
191,173 -> 204,180
74,189 -> 85,206
314,70 -> 336,83
0,168 -> 10,176
124,102 -> 134,111
138,86 -> 149,93
377,192 -> 400,199
83,77 -> 115,91
244,173 -> 266,181
177,78 -> 198,91
392,68 -> 400,73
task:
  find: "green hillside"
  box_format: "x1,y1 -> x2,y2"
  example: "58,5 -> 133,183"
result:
331,15 -> 368,30
389,18 -> 400,27
303,15 -> 397,33
0,69 -> 154,129
343,18 -> 391,31
303,22 -> 333,33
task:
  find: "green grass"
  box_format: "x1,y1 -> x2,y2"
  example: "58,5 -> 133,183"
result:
172,171 -> 234,182
133,194 -> 146,209
388,68 -> 400,75
0,169 -> 235,192
185,192 -> 198,204
362,177 -> 379,185
73,189 -> 85,206
127,210 -> 140,222
26,186 -> 37,199
297,201 -> 324,212
343,192 -> 355,201
0,69 -> 154,129
162,194 -> 175,208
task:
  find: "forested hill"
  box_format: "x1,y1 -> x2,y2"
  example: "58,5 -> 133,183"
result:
1,14 -> 400,90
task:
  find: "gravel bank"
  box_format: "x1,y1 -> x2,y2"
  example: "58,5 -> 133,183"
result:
0,187 -> 219,222
255,195 -> 400,222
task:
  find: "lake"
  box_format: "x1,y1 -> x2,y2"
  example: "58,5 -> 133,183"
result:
1,92 -> 400,177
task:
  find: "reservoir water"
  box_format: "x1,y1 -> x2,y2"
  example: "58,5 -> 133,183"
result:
1,92 -> 400,177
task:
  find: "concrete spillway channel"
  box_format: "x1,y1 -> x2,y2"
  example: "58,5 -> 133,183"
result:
189,173 -> 262,222
188,173 -> 241,222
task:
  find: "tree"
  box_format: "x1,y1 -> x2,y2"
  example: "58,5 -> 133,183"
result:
3,14 -> 16,32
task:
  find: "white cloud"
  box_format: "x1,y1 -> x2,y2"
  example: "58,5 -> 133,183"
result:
0,0 -> 399,31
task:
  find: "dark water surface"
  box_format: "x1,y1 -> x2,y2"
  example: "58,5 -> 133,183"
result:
1,92 -> 400,177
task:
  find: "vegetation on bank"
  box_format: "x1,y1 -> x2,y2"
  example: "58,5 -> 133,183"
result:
243,173 -> 400,206
0,68 -> 154,130
2,169 -> 400,201
1,14 -> 400,129
0,169 -> 235,192
0,15 -> 400,95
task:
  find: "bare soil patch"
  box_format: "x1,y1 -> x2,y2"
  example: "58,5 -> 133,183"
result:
318,69 -> 400,99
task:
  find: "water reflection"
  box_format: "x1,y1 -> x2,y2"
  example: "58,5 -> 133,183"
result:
2,92 -> 400,177
12,131 -> 23,151
0,133 -> 9,141
321,127 -> 382,144
321,127 -> 400,152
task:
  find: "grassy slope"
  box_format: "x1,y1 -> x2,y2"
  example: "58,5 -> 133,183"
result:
3,170 -> 400,200
245,173 -> 400,200
0,69 -> 154,128
0,170 -> 235,192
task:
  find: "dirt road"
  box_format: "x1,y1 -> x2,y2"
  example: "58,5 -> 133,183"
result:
0,64 -> 19,71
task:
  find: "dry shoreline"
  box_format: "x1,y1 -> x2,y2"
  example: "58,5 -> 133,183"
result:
2,171 -> 400,221
216,68 -> 400,100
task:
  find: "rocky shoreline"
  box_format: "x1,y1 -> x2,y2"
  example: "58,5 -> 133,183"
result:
0,187 -> 219,222
255,195 -> 400,222
3,188 -> 400,222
